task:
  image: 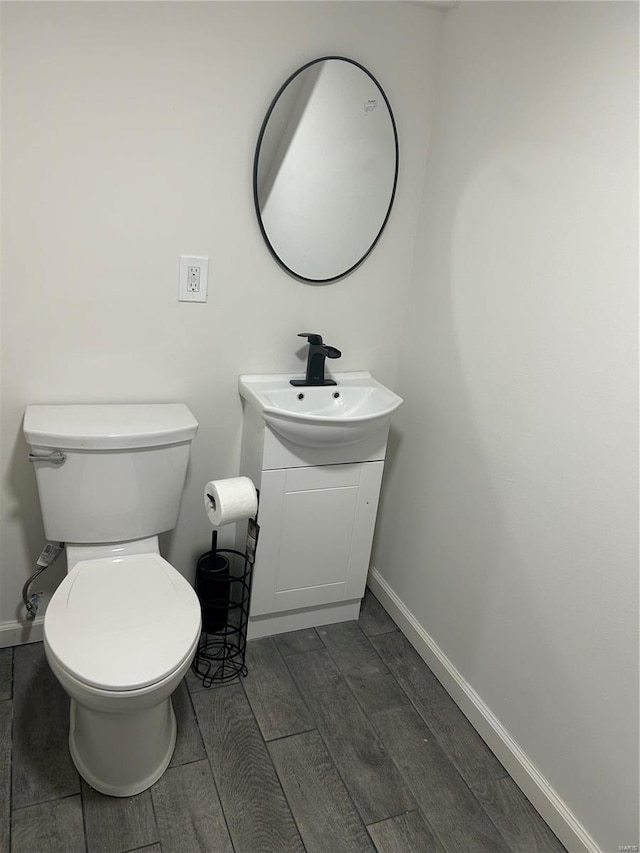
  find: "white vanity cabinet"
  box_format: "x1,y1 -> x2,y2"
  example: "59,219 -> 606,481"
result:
252,460 -> 384,616
238,399 -> 392,639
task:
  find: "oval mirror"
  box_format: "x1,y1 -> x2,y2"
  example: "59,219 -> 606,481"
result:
253,56 -> 399,283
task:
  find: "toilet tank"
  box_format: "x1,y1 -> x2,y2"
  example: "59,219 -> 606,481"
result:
23,404 -> 198,544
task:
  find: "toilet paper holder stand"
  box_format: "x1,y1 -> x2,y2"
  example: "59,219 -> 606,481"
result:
191,504 -> 260,687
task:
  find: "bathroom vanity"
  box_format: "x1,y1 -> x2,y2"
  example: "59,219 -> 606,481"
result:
237,372 -> 402,638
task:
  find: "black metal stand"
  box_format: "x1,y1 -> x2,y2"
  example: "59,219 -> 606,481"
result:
191,523 -> 257,687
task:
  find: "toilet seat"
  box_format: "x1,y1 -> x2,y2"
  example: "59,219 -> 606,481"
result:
44,553 -> 201,692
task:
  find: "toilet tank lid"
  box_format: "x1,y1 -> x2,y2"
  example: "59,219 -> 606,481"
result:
24,404 -> 198,450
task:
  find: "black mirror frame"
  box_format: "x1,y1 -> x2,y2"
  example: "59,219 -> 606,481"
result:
253,56 -> 399,284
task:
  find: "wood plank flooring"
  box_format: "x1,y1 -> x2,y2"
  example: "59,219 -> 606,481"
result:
2,589 -> 567,853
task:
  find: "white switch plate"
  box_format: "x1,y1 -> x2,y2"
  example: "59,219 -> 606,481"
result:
178,255 -> 208,302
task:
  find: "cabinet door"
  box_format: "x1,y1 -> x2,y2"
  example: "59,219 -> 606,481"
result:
250,462 -> 384,616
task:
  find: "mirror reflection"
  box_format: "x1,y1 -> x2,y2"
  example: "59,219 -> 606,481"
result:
254,57 -> 398,283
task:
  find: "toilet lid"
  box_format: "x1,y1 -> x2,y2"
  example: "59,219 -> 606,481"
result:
44,553 -> 202,691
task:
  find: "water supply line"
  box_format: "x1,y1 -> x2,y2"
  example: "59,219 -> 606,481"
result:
22,542 -> 64,621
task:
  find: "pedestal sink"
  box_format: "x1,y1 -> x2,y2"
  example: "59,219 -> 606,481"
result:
238,372 -> 403,448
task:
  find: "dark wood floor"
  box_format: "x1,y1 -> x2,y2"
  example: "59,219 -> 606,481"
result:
0,589 -> 567,853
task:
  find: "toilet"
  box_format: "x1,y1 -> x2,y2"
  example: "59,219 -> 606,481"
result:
23,403 -> 202,797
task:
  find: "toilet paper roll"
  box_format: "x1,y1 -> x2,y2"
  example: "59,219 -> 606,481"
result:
204,477 -> 258,527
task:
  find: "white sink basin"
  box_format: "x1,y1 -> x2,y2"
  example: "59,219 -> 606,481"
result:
238,372 -> 403,448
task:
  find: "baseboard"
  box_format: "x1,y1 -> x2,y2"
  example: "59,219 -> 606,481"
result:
367,566 -> 602,853
248,599 -> 361,640
0,616 -> 45,649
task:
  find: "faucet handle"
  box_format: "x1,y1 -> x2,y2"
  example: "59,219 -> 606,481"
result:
298,332 -> 323,345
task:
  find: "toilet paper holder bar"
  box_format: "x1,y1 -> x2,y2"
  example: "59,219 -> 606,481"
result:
191,501 -> 260,688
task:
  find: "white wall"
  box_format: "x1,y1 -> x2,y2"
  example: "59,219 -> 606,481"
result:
373,3 -> 638,852
0,1 -> 443,633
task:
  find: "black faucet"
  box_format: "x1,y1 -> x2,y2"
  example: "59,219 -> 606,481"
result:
290,333 -> 342,387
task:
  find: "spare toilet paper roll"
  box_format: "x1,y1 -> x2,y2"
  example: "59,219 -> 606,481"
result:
204,476 -> 258,527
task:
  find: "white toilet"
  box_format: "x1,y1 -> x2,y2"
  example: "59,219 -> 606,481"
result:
23,403 -> 202,797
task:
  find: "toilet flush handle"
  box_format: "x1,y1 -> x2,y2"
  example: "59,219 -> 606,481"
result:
28,449 -> 66,465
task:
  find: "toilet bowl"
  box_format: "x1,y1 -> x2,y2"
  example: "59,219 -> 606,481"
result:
43,546 -> 201,796
23,403 -> 201,796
